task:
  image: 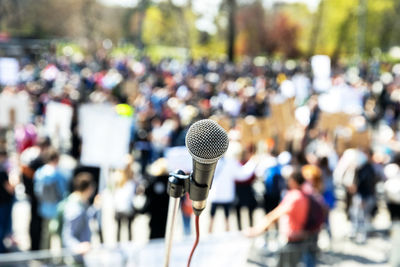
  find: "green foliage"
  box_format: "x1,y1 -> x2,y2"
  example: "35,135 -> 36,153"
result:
142,4 -> 198,49
111,44 -> 141,58
142,6 -> 164,46
369,0 -> 397,52
314,0 -> 397,60
315,0 -> 358,56
192,39 -> 226,60
56,43 -> 84,57
144,45 -> 188,62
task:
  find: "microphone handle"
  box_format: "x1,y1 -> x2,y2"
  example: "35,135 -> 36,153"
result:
189,160 -> 217,215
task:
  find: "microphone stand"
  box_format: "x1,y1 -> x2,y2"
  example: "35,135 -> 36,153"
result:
163,170 -> 190,267
164,196 -> 180,267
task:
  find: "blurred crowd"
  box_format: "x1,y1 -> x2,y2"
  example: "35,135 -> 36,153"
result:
1,50 -> 400,266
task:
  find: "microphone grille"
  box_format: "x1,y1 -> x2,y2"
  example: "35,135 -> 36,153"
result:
185,119 -> 229,164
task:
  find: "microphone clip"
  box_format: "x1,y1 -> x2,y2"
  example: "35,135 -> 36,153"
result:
167,169 -> 211,216
167,170 -> 190,198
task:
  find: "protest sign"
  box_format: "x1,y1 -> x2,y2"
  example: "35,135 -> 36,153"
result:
165,146 -> 192,173
45,101 -> 73,150
0,57 -> 19,86
311,55 -> 331,92
79,104 -> 132,169
0,91 -> 31,128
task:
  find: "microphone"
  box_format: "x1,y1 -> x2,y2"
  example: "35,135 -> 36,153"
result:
185,119 -> 229,215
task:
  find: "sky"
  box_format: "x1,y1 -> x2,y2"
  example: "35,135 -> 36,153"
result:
98,0 -> 321,33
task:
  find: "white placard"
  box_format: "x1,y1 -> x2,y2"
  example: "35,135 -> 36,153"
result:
0,91 -> 31,127
318,84 -> 363,114
45,101 -> 73,150
165,146 -> 192,173
0,57 -> 19,86
79,104 -> 132,169
311,55 -> 331,92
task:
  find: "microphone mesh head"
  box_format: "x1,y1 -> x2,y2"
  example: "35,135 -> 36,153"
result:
185,119 -> 229,164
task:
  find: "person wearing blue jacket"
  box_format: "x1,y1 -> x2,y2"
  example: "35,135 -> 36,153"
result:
34,148 -> 68,249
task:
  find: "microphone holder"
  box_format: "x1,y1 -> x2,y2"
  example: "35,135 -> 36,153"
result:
167,170 -> 190,198
163,170 -> 190,267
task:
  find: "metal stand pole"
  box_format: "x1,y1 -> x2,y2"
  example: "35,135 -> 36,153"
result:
163,196 -> 181,267
163,170 -> 189,267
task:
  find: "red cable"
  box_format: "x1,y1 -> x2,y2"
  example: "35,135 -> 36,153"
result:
187,215 -> 200,267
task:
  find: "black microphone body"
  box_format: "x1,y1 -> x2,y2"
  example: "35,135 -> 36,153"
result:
185,119 -> 229,215
189,160 -> 218,215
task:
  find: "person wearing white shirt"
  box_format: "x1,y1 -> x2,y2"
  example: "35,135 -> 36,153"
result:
208,155 -> 258,233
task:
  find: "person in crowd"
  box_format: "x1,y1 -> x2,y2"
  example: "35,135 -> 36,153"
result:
113,155 -> 137,242
333,148 -> 367,219
350,149 -> 378,244
62,172 -> 96,262
144,158 -> 170,239
263,158 -> 284,215
72,166 -> 103,243
254,138 -> 283,215
149,117 -> 171,162
0,148 -> 14,253
235,144 -> 258,230
244,169 -> 321,267
19,137 -> 51,250
133,115 -> 153,175
301,164 -> 323,194
14,124 -> 37,154
383,153 -> 400,267
208,149 -> 258,233
318,157 -> 336,210
34,148 -> 68,249
305,132 -> 338,171
181,192 -> 193,236
318,157 -> 336,238
301,164 -> 329,244
7,47 -> 400,265
169,116 -> 187,147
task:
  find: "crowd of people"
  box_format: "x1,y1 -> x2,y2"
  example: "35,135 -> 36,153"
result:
0,49 -> 400,266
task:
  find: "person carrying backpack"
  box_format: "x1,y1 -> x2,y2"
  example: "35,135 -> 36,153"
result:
301,164 -> 329,231
301,164 -> 329,266
244,169 -> 320,267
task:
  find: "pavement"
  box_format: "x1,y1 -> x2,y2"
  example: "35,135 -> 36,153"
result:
8,189 -> 395,266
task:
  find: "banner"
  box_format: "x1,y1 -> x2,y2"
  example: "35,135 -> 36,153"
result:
79,104 -> 132,169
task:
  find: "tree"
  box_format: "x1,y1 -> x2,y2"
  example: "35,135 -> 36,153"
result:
123,0 -> 149,50
141,3 -> 197,49
235,1 -> 267,57
308,0 -> 325,57
227,0 -> 236,62
267,12 -> 301,58
1,0 -> 125,45
234,2 -> 302,58
315,0 -> 396,59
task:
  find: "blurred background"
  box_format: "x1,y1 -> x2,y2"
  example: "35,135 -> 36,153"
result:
1,0 -> 400,266
2,0 -> 400,62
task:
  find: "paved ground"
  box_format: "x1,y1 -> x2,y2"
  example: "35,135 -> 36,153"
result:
8,189 -> 395,266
